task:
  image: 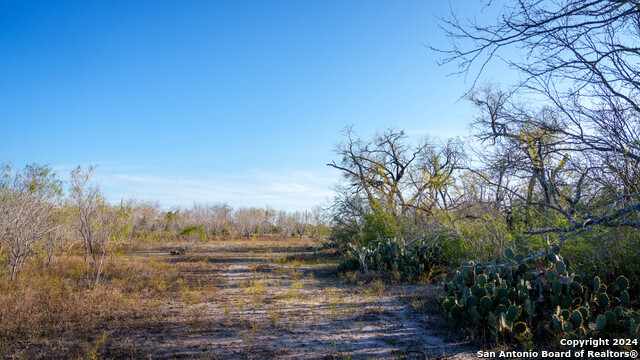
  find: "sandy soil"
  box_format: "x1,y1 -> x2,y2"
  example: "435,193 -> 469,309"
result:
108,239 -> 477,359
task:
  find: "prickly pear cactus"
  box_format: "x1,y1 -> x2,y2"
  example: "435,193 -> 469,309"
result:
438,249 -> 536,341
439,247 -> 638,344
342,237 -> 443,280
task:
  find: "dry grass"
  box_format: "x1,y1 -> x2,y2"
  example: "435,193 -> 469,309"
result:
0,237 -> 474,359
0,252 -> 191,359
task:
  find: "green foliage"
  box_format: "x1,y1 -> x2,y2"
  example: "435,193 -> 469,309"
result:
361,203 -> 404,246
439,248 -> 639,345
562,228 -> 640,296
179,225 -> 207,242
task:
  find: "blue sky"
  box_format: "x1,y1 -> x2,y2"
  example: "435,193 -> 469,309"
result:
0,1 -> 502,210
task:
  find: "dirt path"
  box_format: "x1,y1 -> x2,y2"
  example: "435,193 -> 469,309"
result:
115,239 -> 476,359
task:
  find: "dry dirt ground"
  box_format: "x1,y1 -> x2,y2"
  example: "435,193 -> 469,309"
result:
107,238 -> 477,359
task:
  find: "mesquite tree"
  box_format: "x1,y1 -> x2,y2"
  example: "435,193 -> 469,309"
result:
69,166 -> 130,285
439,0 -> 640,263
328,127 -> 464,242
0,164 -> 62,279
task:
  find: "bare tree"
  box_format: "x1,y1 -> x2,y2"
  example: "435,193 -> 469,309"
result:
292,210 -> 311,239
210,203 -> 233,236
464,85 -> 640,267
129,198 -> 162,233
276,210 -> 296,238
439,0 -> 640,108
0,164 -> 62,279
42,206 -> 68,267
69,166 -> 129,285
328,127 -> 464,231
436,0 -> 640,265
259,206 -> 276,236
69,166 -> 102,263
233,208 -> 254,238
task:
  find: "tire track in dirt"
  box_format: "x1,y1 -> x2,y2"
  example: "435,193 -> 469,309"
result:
121,239 -> 476,359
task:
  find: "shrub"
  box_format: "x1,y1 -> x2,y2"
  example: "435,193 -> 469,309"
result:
361,204 -> 404,246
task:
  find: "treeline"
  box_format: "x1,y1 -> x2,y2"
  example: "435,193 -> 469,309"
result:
0,164 -> 328,282
144,202 -> 328,239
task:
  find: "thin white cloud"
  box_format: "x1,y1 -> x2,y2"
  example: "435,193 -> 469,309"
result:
404,128 -> 466,138
93,167 -> 338,211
